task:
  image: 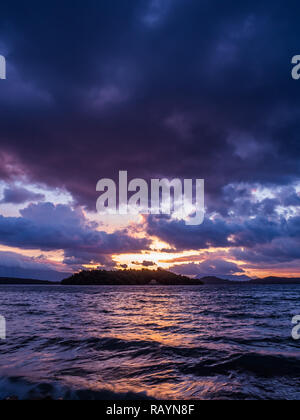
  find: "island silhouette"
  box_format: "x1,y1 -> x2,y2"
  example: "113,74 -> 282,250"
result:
61,268 -> 203,285
1,271 -> 300,285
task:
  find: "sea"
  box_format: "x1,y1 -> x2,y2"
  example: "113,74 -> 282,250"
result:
0,284 -> 299,400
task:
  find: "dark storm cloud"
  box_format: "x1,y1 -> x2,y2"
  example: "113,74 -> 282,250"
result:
145,180 -> 300,256
145,178 -> 300,271
1,0 -> 300,274
0,0 -> 300,212
146,212 -> 289,251
147,215 -> 233,250
0,202 -> 151,266
132,260 -> 157,267
0,250 -> 70,281
232,238 -> 300,265
171,258 -> 245,278
0,185 -> 45,204
147,211 -> 300,269
213,184 -> 300,218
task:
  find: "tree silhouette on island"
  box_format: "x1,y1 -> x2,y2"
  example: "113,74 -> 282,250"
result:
62,268 -> 204,286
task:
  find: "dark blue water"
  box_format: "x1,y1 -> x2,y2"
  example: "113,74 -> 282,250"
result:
0,285 -> 299,400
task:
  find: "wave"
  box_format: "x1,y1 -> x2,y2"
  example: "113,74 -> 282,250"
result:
183,353 -> 300,378
0,376 -> 154,400
31,335 -> 222,361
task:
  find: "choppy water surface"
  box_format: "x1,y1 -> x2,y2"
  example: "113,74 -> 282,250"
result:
0,285 -> 299,400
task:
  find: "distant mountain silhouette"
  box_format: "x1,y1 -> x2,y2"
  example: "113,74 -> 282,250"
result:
0,277 -> 58,285
200,276 -> 300,285
249,276 -> 300,285
0,266 -> 70,282
200,276 -> 236,285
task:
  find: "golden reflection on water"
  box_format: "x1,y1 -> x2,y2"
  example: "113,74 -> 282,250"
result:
97,293 -> 202,347
61,289 -> 217,399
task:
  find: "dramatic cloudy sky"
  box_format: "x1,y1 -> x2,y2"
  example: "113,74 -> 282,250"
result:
0,0 -> 300,280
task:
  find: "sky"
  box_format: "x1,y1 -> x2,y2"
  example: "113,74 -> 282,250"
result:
0,0 -> 300,281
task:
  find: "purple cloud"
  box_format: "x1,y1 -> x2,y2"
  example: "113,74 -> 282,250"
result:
0,250 -> 69,281
0,1 -> 299,214
132,260 -> 157,267
0,202 -> 151,268
0,1 -> 300,275
171,259 -> 246,278
0,185 -> 45,204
